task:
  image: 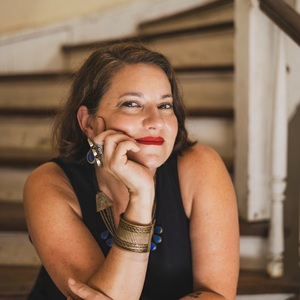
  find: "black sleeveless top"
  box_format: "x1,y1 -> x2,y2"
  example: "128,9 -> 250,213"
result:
28,154 -> 193,299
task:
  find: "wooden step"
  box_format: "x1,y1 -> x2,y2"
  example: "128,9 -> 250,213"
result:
0,69 -> 233,117
0,115 -> 233,166
0,116 -> 56,166
62,23 -> 234,72
0,73 -> 71,113
0,167 -> 33,203
0,266 -> 40,298
178,69 -> 233,116
0,202 -> 26,231
186,117 -> 233,163
0,232 -> 40,266
0,266 -> 298,299
0,201 -> 268,270
138,0 -> 234,35
237,270 -> 300,295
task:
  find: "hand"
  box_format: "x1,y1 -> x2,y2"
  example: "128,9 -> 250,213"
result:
67,278 -> 112,300
94,129 -> 155,195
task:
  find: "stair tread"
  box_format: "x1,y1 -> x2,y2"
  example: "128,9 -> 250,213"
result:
138,0 -> 233,34
62,21 -> 234,53
0,266 -> 40,297
0,202 -> 27,232
0,266 -> 298,297
237,270 -> 300,295
0,202 -> 271,235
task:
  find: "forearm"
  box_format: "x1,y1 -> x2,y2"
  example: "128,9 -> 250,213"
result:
87,245 -> 149,300
86,193 -> 154,300
180,291 -> 228,300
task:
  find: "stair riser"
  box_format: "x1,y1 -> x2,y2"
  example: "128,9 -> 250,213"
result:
0,233 -> 40,266
0,168 -> 32,203
0,232 -> 266,270
148,30 -> 234,68
236,295 -> 296,300
65,30 -> 234,72
0,117 -> 233,164
139,4 -> 234,35
0,73 -> 233,113
0,78 -> 70,110
0,117 -> 55,163
179,72 -> 233,111
186,117 -> 233,161
240,236 -> 267,271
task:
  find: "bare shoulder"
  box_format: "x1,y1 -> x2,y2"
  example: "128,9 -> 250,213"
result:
23,161 -> 80,217
178,143 -> 227,177
178,143 -> 234,218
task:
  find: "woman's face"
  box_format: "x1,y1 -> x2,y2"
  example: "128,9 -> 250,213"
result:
94,63 -> 178,170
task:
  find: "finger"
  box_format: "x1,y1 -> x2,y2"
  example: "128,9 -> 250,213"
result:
104,133 -> 139,153
68,278 -> 101,299
93,129 -> 120,146
105,140 -> 140,172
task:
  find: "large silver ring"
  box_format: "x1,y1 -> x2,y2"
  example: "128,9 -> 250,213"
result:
86,138 -> 104,167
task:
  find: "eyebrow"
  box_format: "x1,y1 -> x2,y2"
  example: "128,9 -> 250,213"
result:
119,92 -> 173,99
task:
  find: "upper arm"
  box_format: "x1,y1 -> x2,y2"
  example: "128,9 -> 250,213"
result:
178,144 -> 239,299
23,162 -> 104,296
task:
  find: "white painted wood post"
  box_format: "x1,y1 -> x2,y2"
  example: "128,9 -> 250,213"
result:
234,0 -> 276,221
267,30 -> 287,278
295,0 -> 300,272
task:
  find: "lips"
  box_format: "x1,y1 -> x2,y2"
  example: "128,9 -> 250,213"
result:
135,136 -> 165,146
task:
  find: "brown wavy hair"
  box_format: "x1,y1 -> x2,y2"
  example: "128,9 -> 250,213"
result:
52,40 -> 194,160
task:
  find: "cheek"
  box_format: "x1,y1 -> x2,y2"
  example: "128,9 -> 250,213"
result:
168,118 -> 179,140
104,116 -> 137,133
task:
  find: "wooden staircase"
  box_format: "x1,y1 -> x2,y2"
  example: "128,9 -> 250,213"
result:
0,0 -> 299,298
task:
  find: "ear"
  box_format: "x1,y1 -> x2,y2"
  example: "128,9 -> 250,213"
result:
77,106 -> 94,138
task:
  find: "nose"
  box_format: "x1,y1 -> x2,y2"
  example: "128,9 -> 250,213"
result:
143,106 -> 164,130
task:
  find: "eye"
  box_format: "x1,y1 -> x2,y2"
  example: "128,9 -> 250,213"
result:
158,102 -> 173,110
120,101 -> 140,108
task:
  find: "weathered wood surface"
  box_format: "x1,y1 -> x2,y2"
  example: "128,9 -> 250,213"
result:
0,266 -> 40,297
138,0 -> 234,35
0,266 -> 298,298
0,71 -> 233,115
0,232 -> 40,266
179,71 -> 233,113
0,168 -> 32,203
64,28 -> 234,72
0,117 -> 56,164
0,202 -> 27,231
0,74 -> 71,112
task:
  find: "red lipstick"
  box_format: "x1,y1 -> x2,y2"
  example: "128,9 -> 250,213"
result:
136,136 -> 164,146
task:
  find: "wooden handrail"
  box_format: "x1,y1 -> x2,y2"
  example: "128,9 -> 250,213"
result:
259,0 -> 300,46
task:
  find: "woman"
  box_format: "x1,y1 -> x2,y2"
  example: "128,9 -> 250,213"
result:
24,41 -> 239,300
